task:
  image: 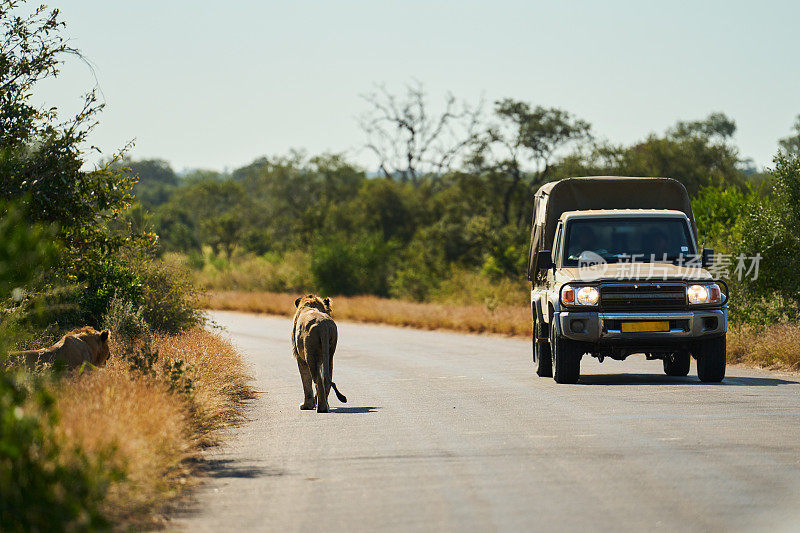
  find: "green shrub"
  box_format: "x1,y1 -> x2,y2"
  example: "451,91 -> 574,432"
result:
388,231 -> 449,301
0,202 -> 109,531
431,268 -> 529,306
730,153 -> 800,323
0,371 -> 116,531
102,293 -> 149,344
389,265 -> 442,302
310,233 -> 394,296
691,184 -> 755,251
77,257 -> 144,329
193,250 -> 313,293
138,258 -> 203,334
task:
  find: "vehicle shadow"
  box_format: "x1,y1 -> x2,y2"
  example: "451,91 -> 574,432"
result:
578,373 -> 799,386
332,406 -> 381,414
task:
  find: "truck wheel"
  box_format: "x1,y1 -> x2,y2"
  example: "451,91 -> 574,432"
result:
534,318 -> 552,377
550,327 -> 582,384
695,336 -> 726,383
663,350 -> 690,376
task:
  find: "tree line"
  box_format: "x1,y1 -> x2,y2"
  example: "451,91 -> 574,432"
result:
128,84 -> 800,311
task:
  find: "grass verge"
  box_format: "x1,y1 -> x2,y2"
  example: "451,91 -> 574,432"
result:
728,323 -> 800,371
54,327 -> 253,528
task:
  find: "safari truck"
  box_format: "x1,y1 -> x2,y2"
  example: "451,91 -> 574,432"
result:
528,177 -> 728,384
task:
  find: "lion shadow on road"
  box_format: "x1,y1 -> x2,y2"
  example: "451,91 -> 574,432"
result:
577,373 -> 799,386
331,406 -> 381,414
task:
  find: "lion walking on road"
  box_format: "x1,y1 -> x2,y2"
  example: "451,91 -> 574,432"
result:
292,294 -> 347,413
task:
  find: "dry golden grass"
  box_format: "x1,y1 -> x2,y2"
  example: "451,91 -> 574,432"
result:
728,322 -> 800,371
55,327 -> 253,527
148,328 -> 254,440
203,291 -> 533,337
57,364 -> 190,524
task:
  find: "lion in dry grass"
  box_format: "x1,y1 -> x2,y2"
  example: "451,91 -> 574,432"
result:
14,326 -> 111,370
292,294 -> 347,413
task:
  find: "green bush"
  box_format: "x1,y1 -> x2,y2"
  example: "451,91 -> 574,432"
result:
730,153 -> 800,323
389,235 -> 447,301
192,250 -> 313,293
311,233 -> 394,296
138,257 -> 203,334
432,268 -> 529,306
693,153 -> 800,324
0,372 -> 115,531
691,184 -> 755,250
102,293 -> 149,344
77,258 -> 144,327
70,247 -> 202,336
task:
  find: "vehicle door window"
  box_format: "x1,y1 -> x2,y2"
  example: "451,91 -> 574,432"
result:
552,224 -> 562,267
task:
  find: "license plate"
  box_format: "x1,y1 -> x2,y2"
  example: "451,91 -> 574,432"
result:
621,321 -> 669,333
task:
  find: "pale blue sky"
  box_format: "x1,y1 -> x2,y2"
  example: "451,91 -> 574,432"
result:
36,1 -> 800,172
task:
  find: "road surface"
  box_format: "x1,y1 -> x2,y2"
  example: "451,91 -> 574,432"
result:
176,311 -> 800,532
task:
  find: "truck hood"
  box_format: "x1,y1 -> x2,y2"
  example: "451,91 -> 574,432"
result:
557,263 -> 713,283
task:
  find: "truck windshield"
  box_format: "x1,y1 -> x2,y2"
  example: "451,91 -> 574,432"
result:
563,217 -> 695,266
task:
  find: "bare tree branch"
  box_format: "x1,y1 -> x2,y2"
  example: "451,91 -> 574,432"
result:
359,81 -> 483,184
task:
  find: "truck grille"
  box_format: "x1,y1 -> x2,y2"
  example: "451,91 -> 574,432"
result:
599,284 -> 686,311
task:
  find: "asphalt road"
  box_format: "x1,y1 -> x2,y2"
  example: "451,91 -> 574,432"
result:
176,311 -> 800,532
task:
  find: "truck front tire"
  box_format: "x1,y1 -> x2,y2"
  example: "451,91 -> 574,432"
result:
534,318 -> 552,377
550,326 -> 582,384
695,335 -> 726,383
694,335 -> 727,383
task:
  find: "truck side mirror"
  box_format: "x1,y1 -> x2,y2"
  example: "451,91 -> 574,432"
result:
537,250 -> 555,270
702,248 -> 714,268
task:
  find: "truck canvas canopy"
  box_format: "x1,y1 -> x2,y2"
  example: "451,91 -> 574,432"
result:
527,176 -> 696,279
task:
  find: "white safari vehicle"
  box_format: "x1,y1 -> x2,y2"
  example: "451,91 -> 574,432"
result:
528,177 -> 728,384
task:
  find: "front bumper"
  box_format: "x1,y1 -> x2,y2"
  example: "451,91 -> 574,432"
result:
556,309 -> 727,343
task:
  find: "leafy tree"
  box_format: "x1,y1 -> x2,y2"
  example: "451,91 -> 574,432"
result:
125,158 -> 180,208
155,178 -> 247,255
202,211 -> 244,258
727,153 -> 800,323
565,113 -> 746,196
778,114 -> 800,157
669,111 -> 737,141
0,202 -> 57,296
0,2 -> 74,145
346,179 -> 418,243
0,0 -> 144,325
691,185 -> 753,250
468,99 -> 591,227
310,233 -> 395,296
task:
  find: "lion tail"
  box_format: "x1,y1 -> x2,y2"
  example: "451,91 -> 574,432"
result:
317,326 -> 347,404
331,382 -> 347,403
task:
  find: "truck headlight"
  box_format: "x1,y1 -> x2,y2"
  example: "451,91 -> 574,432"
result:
687,283 -> 722,304
562,285 -> 599,306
